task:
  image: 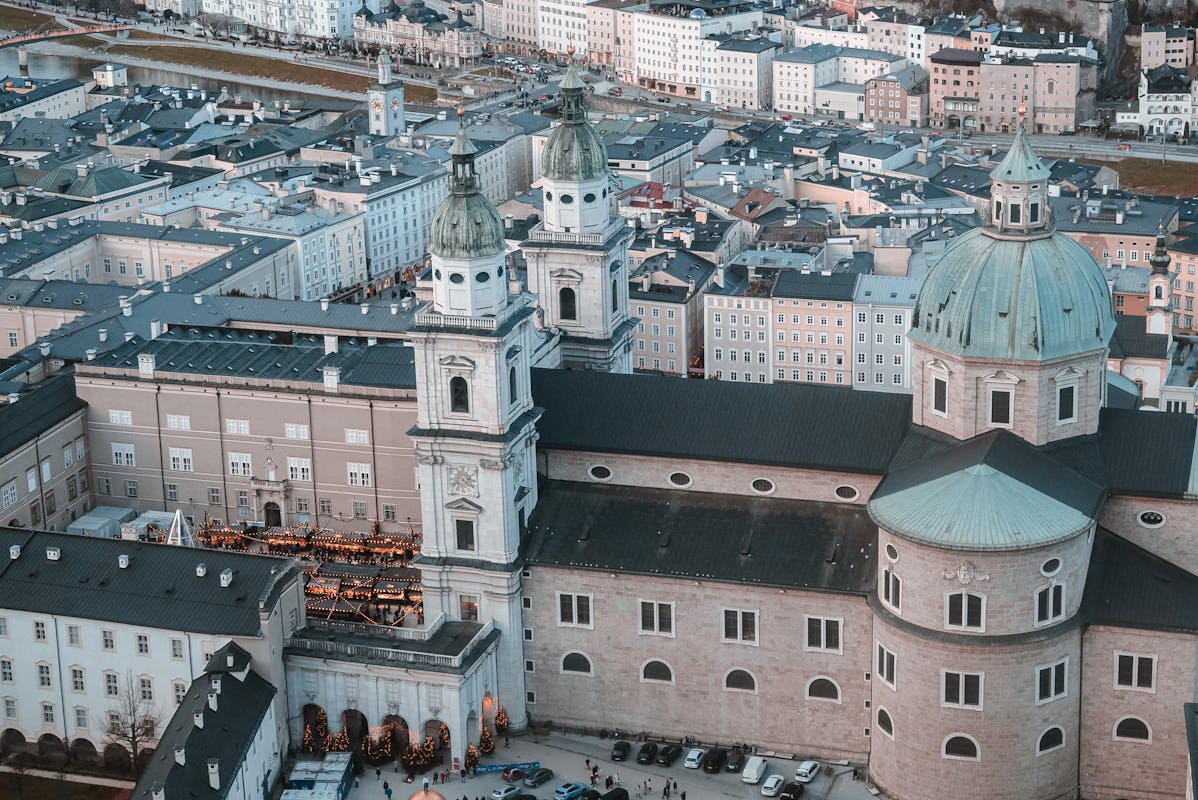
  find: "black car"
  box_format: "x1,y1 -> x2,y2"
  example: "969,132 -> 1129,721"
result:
636,742 -> 658,764
611,740 -> 632,761
779,782 -> 805,800
581,790 -> 602,800
701,748 -> 728,773
656,744 -> 683,766
523,769 -> 555,788
724,748 -> 746,772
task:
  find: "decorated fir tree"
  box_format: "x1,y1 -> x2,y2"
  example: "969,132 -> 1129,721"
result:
303,723 -> 315,753
438,723 -> 450,750
465,744 -> 480,770
495,707 -> 509,734
479,725 -> 495,755
315,708 -> 329,741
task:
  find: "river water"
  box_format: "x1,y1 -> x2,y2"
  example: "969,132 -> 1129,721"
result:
2,48 -> 353,108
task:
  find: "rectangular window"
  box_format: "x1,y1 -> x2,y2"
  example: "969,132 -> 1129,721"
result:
34,621 -> 46,641
352,501 -> 367,519
0,659 -> 10,682
722,609 -> 757,644
946,592 -> 985,630
284,423 -> 309,439
1035,583 -> 1065,625
174,682 -> 187,705
455,519 -> 475,551
347,462 -> 371,486
166,415 -> 190,430
1037,659 -> 1067,703
66,624 -> 78,645
228,453 -> 252,476
558,593 -> 592,627
943,671 -> 983,708
319,499 -> 332,514
125,480 -> 138,498
882,568 -> 902,612
71,668 -> 84,692
1057,385 -> 1076,423
225,419 -> 249,435
296,498 -> 309,513
876,643 -> 896,687
111,443 -> 136,467
105,672 -> 118,696
108,409 -> 133,425
139,678 -> 153,701
62,445 -> 73,469
102,630 -> 114,650
42,703 -> 54,724
933,377 -> 947,414
805,616 -> 842,653
0,480 -> 14,510
38,664 -> 51,687
136,634 -> 149,655
165,483 -> 178,502
168,448 -> 193,472
459,595 -> 480,621
990,389 -> 1012,426
288,458 -> 312,482
383,504 -> 397,522
1115,652 -> 1155,691
75,708 -> 87,729
170,639 -> 183,659
209,488 -> 221,505
345,428 -> 369,444
639,601 -> 674,636
3,699 -> 13,718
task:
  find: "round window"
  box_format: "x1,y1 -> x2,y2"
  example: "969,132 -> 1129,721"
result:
669,471 -> 692,487
545,191 -> 553,201
1041,557 -> 1061,577
476,271 -> 490,283
561,194 -> 574,204
497,265 -> 504,277
834,485 -> 859,501
588,465 -> 612,481
1138,511 -> 1165,528
750,478 -> 775,494
884,543 -> 898,562
434,269 -> 442,280
449,273 -> 465,284
584,192 -> 596,203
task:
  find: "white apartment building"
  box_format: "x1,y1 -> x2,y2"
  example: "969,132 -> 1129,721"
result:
503,0 -> 539,53
703,267 -> 774,382
538,0 -> 589,56
791,22 -> 869,49
626,0 -> 763,101
861,13 -> 924,64
200,0 -> 376,39
851,272 -> 918,392
773,44 -> 904,118
715,37 -> 780,111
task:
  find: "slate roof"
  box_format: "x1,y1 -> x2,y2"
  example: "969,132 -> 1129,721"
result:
1110,314 -> 1170,360
530,368 -> 912,474
524,480 -> 877,593
1093,408 -> 1198,498
0,375 -> 84,459
1082,527 -> 1198,634
34,164 -> 155,199
205,641 -> 253,674
132,667 -> 277,800
0,529 -> 301,635
869,430 -> 1106,551
772,269 -> 858,300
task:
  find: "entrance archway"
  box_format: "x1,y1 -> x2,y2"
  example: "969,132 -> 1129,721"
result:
37,733 -> 67,766
383,714 -> 410,750
341,710 -> 369,752
423,719 -> 450,765
103,742 -> 131,774
70,738 -> 99,767
466,711 -> 480,747
0,728 -> 25,756
264,502 -> 282,528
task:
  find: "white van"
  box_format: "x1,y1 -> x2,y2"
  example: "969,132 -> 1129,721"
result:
742,756 -> 769,784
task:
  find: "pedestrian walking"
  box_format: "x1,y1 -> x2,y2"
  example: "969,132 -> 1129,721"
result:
384,782 -> 390,792
433,772 -> 439,785
614,774 -> 621,787
505,735 -> 511,748
662,787 -> 668,799
585,758 -> 592,771
461,769 -> 467,781
377,768 -> 383,781
672,781 -> 678,794
680,792 -> 686,800
423,778 -> 430,791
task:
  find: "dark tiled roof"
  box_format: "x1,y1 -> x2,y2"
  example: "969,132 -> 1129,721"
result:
1095,408 -> 1196,497
0,529 -> 301,636
530,369 -> 912,474
0,375 -> 84,459
133,667 -> 277,800
1082,528 -> 1198,634
524,480 -> 877,593
205,641 -> 253,673
771,269 -> 858,300
1110,314 -> 1170,359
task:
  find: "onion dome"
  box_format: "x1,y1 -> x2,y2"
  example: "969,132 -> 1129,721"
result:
541,47 -> 608,182
428,108 -> 506,259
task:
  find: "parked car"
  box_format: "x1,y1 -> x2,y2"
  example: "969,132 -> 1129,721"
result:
554,783 -> 587,800
636,742 -> 659,764
778,782 -> 804,800
742,757 -> 769,784
524,769 -> 554,788
683,748 -> 705,768
701,749 -> 728,773
760,774 -> 785,796
611,741 -> 631,761
493,787 -> 522,800
656,744 -> 683,766
502,769 -> 526,782
725,748 -> 746,772
656,96 -> 670,103
581,790 -> 602,800
794,761 -> 821,783
600,790 -> 629,800
1116,143 -> 1133,151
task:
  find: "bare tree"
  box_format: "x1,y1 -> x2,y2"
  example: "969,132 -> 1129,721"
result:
101,672 -> 166,776
196,12 -> 238,36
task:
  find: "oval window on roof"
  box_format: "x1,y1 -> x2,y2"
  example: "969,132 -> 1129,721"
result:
476,271 -> 490,283
751,478 -> 775,495
584,193 -> 596,203
835,485 -> 859,501
588,465 -> 612,481
669,471 -> 692,487
1041,558 -> 1061,577
545,191 -> 553,201
1138,511 -> 1165,529
449,273 -> 465,284
561,194 -> 574,204
885,543 -> 899,562
434,269 -> 442,280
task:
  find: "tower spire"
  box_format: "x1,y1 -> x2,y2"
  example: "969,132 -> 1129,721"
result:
449,105 -> 480,196
1150,223 -> 1171,275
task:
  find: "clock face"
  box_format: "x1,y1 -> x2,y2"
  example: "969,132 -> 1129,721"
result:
391,98 -> 401,110
372,99 -> 383,111
447,465 -> 479,496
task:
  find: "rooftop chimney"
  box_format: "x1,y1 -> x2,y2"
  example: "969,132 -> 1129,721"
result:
193,710 -> 204,729
389,304 -> 399,316
150,320 -> 163,340
320,298 -> 330,312
118,554 -> 129,569
207,760 -> 220,791
151,785 -> 165,800
86,348 -> 96,361
196,562 -> 207,578
323,334 -> 338,355
193,295 -> 203,305
38,341 -> 50,357
137,353 -> 155,379
211,675 -> 222,693
219,568 -> 232,588
360,303 -> 369,315
46,547 -> 60,561
173,746 -> 185,766
9,544 -> 20,560
207,691 -> 218,711
323,365 -> 340,393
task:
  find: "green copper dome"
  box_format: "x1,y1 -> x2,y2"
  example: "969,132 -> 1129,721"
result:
541,64 -> 608,182
429,120 -> 505,259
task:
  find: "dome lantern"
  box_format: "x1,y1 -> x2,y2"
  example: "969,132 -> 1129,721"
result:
988,102 -> 1051,235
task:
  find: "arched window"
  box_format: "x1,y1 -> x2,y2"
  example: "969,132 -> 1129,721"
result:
945,591 -> 985,631
806,677 -> 840,702
1114,716 -> 1151,742
559,287 -> 577,321
724,669 -> 756,692
876,708 -> 893,737
508,367 -> 518,406
1037,727 -> 1064,754
943,734 -> 979,760
449,376 -> 470,413
1154,285 -> 1164,300
641,660 -> 673,683
561,652 -> 592,674
611,279 -> 618,313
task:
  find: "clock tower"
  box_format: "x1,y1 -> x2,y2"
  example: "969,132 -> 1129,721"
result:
408,111 -> 538,730
367,50 -> 406,137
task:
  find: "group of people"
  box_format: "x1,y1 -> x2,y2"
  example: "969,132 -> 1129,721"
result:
582,758 -> 685,800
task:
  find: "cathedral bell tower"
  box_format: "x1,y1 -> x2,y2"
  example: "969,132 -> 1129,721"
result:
523,46 -> 636,372
1147,224 -> 1173,336
408,109 -> 539,730
368,50 -> 406,137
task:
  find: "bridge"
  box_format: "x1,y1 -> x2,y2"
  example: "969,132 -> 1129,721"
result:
0,24 -> 132,49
